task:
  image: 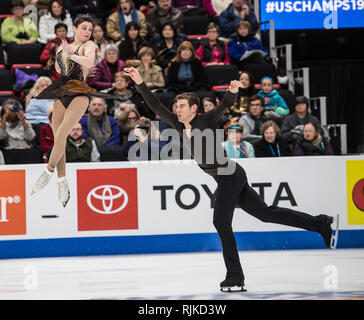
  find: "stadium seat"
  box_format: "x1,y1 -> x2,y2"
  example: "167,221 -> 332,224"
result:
6,43 -> 42,65
203,64 -> 239,88
241,63 -> 278,84
186,35 -> 206,49
0,46 -> 5,65
11,64 -> 50,77
3,148 -> 43,164
98,145 -> 127,162
0,90 -> 15,104
183,14 -> 210,35
0,2 -> 12,15
0,68 -> 13,91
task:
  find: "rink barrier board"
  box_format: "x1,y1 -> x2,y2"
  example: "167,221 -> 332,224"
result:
1,230 -> 364,259
1,156 -> 364,259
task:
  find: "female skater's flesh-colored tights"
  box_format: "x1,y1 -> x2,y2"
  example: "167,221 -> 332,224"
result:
47,96 -> 89,177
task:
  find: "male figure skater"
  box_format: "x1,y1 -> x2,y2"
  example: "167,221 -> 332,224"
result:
124,67 -> 337,292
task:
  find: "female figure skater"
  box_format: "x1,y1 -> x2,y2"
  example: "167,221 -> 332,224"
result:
32,14 -> 114,207
124,67 -> 337,292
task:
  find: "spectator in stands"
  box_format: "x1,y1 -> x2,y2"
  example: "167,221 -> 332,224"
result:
95,0 -> 120,26
0,98 -> 36,150
91,44 -> 126,91
122,118 -> 167,160
195,23 -> 230,67
223,121 -> 255,158
203,0 -> 232,16
171,0 -> 211,15
117,106 -> 142,143
281,96 -> 324,149
238,94 -> 268,144
63,0 -> 97,19
79,97 -> 121,149
40,22 -> 72,66
203,97 -> 229,129
1,0 -> 39,46
66,122 -> 100,162
25,77 -> 54,131
293,122 -> 334,156
219,0 -> 258,38
23,0 -> 52,14
152,22 -> 184,71
146,0 -> 184,40
136,46 -> 165,89
118,21 -> 150,67
106,0 -> 147,42
254,120 -> 291,157
227,70 -> 256,119
102,72 -> 153,119
228,21 -> 268,69
257,76 -> 289,119
39,106 -> 54,161
38,0 -> 74,44
167,41 -> 205,93
93,23 -> 116,64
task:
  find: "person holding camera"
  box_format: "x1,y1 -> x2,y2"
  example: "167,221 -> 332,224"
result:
0,99 -> 36,150
1,0 -> 39,46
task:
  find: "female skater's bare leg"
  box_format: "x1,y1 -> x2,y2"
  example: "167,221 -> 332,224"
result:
47,96 -> 89,170
48,100 -> 66,177
32,96 -> 90,204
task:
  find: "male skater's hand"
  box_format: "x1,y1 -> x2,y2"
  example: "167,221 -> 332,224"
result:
228,80 -> 244,94
124,67 -> 143,85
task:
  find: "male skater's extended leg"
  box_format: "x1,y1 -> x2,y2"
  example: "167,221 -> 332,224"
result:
237,182 -> 334,247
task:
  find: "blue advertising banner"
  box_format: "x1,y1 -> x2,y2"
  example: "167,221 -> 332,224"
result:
260,0 -> 364,29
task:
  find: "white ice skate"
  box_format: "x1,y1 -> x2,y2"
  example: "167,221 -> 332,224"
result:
330,214 -> 340,249
58,177 -> 70,208
31,167 -> 54,195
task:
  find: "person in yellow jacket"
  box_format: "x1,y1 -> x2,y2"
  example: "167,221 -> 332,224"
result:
1,0 -> 38,46
106,0 -> 147,42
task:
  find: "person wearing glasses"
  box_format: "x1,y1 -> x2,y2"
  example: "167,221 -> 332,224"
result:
66,122 -> 100,162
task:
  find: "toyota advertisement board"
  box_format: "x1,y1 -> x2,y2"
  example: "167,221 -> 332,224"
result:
0,156 -> 363,259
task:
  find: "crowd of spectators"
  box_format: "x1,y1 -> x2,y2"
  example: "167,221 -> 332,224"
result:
0,0 -> 334,165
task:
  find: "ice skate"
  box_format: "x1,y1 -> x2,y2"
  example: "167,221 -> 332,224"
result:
31,167 -> 54,195
58,177 -> 70,208
220,277 -> 247,292
318,214 -> 339,249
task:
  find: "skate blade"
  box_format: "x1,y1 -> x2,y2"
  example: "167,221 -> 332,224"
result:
61,192 -> 70,208
330,214 -> 340,249
220,286 -> 247,293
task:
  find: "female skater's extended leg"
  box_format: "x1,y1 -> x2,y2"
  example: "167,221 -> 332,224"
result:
237,183 -> 334,247
47,96 -> 89,170
48,96 -> 90,206
32,96 -> 90,206
31,100 -> 66,194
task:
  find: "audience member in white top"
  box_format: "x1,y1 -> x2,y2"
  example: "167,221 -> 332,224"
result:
38,0 -> 74,44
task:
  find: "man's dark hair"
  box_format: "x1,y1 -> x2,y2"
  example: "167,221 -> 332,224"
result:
176,93 -> 200,109
248,95 -> 264,106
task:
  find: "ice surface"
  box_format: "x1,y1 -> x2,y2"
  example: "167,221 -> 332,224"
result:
0,249 -> 363,300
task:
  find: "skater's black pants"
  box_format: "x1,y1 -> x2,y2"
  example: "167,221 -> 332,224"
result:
213,163 -> 320,280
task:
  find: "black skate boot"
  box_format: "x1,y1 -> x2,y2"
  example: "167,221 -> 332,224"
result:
220,276 -> 247,292
317,214 -> 339,249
